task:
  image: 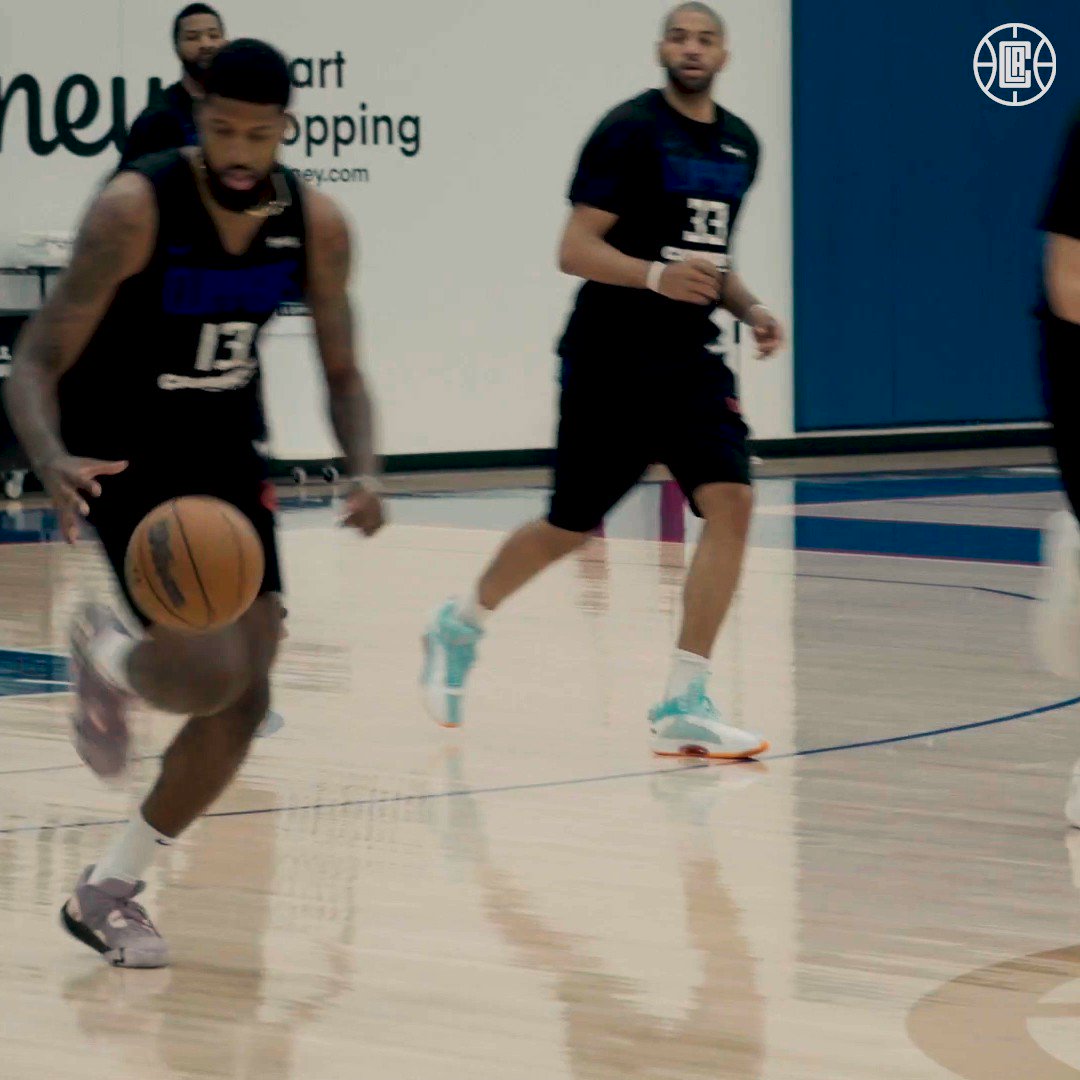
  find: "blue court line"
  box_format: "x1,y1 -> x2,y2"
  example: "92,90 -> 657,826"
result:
0,753 -> 156,778
794,573 -> 1039,603
772,694 -> 1080,759
0,572 -> 1045,782
2,693 -> 1078,836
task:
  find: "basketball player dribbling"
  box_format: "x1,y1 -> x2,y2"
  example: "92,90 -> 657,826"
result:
4,40 -> 383,967
421,2 -> 784,757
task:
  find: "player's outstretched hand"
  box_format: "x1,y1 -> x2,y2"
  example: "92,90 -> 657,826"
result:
340,484 -> 386,537
749,308 -> 785,359
39,455 -> 128,545
657,259 -> 723,306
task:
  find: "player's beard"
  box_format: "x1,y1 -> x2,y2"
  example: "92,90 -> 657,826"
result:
664,63 -> 714,96
203,163 -> 272,213
181,54 -> 215,89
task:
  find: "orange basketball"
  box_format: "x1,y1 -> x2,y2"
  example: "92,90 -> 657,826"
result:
124,496 -> 265,633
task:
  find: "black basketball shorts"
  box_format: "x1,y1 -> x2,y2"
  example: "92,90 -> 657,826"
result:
1040,312 -> 1080,520
547,351 -> 752,534
86,457 -> 283,629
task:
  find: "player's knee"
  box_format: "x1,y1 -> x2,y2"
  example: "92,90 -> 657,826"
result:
218,677 -> 272,749
147,597 -> 279,715
238,594 -> 286,670
189,648 -> 252,715
697,483 -> 754,537
214,632 -> 277,717
540,519 -> 591,556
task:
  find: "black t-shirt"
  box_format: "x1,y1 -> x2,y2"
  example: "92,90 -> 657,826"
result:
558,89 -> 760,360
59,150 -> 307,466
119,83 -> 198,169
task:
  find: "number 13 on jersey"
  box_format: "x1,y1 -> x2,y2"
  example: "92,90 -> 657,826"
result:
195,322 -> 257,373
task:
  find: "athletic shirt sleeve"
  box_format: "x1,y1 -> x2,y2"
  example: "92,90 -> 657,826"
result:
723,119 -> 760,270
1040,114 -> 1080,240
747,131 -> 761,192
119,109 -> 186,169
567,111 -> 650,217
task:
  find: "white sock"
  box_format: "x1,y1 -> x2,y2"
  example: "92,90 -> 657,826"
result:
89,813 -> 173,886
665,649 -> 710,700
455,590 -> 490,629
92,626 -> 136,693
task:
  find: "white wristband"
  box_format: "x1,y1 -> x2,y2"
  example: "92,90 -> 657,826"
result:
349,475 -> 383,495
747,303 -> 771,321
646,261 -> 666,294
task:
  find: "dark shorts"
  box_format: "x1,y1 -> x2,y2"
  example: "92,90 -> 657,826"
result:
547,352 -> 751,533
87,459 -> 283,629
1041,312 -> 1080,519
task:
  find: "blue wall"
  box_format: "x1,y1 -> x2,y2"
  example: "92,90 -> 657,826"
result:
793,2 -> 1080,431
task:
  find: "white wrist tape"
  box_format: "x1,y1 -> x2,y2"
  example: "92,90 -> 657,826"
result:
646,261 -> 666,294
349,475 -> 384,495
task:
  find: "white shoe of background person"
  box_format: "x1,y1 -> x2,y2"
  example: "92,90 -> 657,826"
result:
1035,510 -> 1080,680
1029,512 -> 1080,828
1066,760 -> 1080,829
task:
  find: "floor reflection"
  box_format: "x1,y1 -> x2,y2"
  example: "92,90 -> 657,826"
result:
429,748 -> 767,1079
62,783 -> 351,1080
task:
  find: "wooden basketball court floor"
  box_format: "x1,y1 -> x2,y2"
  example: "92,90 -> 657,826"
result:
2,456 -> 1080,1079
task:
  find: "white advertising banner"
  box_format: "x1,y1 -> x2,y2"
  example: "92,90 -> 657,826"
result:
0,0 -> 793,456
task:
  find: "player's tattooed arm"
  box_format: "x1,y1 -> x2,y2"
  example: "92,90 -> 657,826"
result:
4,172 -> 155,541
305,190 -> 384,536
4,173 -> 156,472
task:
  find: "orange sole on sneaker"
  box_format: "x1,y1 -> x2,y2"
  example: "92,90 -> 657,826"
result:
653,740 -> 770,761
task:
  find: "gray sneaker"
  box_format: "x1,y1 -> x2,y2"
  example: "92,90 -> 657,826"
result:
69,604 -> 133,779
61,866 -> 169,968
255,710 -> 285,738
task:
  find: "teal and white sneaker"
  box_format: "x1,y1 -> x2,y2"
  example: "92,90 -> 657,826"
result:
421,600 -> 484,728
649,679 -> 768,760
